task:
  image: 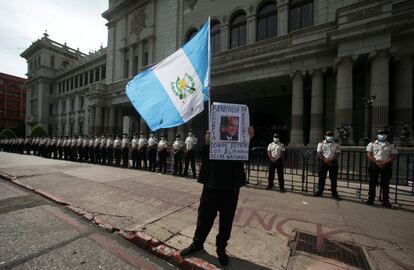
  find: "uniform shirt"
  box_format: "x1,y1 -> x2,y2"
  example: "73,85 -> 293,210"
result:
100,138 -> 106,146
185,136 -> 197,151
317,140 -> 340,159
56,139 -> 61,147
366,140 -> 398,161
77,138 -> 83,146
51,138 -> 56,146
121,138 -> 130,148
131,138 -> 138,149
106,138 -> 114,148
173,139 -> 184,150
71,139 -> 77,147
89,139 -> 95,147
158,139 -> 168,150
148,137 -> 158,147
114,139 -> 121,148
138,137 -> 148,148
267,141 -> 285,159
82,138 -> 89,147
94,138 -> 100,147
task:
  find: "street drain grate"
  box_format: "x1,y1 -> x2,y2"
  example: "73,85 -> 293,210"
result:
291,231 -> 371,270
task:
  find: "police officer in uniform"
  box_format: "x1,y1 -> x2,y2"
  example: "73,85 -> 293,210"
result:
94,135 -> 101,164
137,133 -> 148,169
114,134 -> 122,166
88,136 -> 95,163
157,134 -> 169,174
131,134 -> 138,169
100,134 -> 107,165
148,133 -> 158,172
82,135 -> 89,162
314,131 -> 342,200
106,134 -> 114,165
172,134 -> 184,176
57,136 -> 63,159
267,133 -> 285,192
366,128 -> 398,209
121,134 -> 130,168
183,129 -> 197,178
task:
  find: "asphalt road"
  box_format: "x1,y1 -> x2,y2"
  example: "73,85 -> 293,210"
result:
0,180 -> 176,270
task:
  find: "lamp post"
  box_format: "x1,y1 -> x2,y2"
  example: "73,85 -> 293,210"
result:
362,96 -> 376,145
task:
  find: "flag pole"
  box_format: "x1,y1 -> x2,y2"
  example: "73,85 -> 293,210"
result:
207,16 -> 212,132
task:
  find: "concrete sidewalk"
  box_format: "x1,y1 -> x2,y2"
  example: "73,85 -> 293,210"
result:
0,152 -> 413,270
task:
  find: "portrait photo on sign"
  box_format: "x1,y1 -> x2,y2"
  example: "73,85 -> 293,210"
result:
219,116 -> 240,141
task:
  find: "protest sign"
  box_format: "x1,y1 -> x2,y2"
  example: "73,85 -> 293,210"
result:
210,102 -> 250,160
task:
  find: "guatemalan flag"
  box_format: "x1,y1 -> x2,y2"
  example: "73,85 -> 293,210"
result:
126,21 -> 210,131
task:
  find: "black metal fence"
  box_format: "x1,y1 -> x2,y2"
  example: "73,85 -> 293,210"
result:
247,147 -> 414,208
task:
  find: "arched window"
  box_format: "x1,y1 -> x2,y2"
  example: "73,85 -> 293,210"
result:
211,21 -> 221,54
230,11 -> 247,49
289,0 -> 313,32
185,28 -> 198,43
257,2 -> 278,41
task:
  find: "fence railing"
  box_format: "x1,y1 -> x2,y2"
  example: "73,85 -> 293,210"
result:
247,147 -> 414,209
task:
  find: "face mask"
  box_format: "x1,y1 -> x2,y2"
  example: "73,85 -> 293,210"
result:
161,137 -> 165,140
377,134 -> 387,142
326,136 -> 334,143
188,132 -> 192,136
273,138 -> 279,143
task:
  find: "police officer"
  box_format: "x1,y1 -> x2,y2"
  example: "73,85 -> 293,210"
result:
94,135 -> 101,164
57,136 -> 63,159
366,128 -> 397,209
76,135 -> 83,161
70,136 -> 77,161
314,131 -> 341,200
137,133 -> 148,169
267,133 -> 285,192
82,135 -> 89,162
51,136 -> 58,159
100,134 -> 107,165
106,134 -> 114,165
88,136 -> 96,163
183,129 -> 197,178
121,134 -> 130,168
114,134 -> 122,166
157,134 -> 169,174
148,133 -> 158,172
172,134 -> 184,176
131,134 -> 138,169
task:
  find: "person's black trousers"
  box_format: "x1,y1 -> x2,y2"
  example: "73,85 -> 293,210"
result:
122,148 -> 129,167
148,148 -> 157,171
137,149 -> 147,169
267,161 -> 284,190
158,149 -> 168,173
107,148 -> 114,165
368,163 -> 392,203
317,160 -> 338,196
184,149 -> 196,177
173,151 -> 183,175
193,186 -> 240,250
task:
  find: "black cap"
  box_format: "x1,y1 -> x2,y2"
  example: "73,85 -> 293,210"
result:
273,133 -> 279,138
175,134 -> 181,137
377,128 -> 388,135
325,131 -> 334,136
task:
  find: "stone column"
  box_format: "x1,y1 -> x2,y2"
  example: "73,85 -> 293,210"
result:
95,106 -> 103,134
140,117 -> 148,135
108,106 -> 116,136
220,24 -> 229,52
177,125 -> 185,137
117,108 -> 123,135
103,107 -> 109,134
246,14 -> 256,44
309,69 -> 324,144
277,0 -> 289,36
370,50 -> 390,134
74,96 -> 79,134
290,71 -> 304,145
395,56 -> 413,131
335,57 -> 353,130
167,128 -> 176,142
89,106 -> 95,136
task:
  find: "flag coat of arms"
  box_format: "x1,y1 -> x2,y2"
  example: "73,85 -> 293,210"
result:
126,21 -> 210,131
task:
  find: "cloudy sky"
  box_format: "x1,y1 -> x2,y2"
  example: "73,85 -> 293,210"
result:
0,0 -> 108,78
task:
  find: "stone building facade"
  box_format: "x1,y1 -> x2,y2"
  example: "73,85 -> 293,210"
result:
21,0 -> 414,146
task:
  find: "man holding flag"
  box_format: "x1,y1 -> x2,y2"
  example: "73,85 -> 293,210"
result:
126,19 -> 252,266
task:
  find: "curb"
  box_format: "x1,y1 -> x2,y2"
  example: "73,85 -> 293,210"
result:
0,170 -> 220,270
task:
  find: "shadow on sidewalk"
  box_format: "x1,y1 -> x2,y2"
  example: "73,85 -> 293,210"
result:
194,251 -> 274,269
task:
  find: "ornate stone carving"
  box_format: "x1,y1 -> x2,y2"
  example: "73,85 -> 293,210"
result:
185,0 -> 197,10
130,7 -> 146,36
346,6 -> 382,21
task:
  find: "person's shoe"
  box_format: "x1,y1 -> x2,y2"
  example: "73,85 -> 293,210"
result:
180,243 -> 204,256
365,200 -> 374,206
216,249 -> 229,266
266,185 -> 273,190
382,201 -> 396,209
280,188 -> 285,193
313,192 -> 322,197
332,194 -> 342,201
192,174 -> 197,179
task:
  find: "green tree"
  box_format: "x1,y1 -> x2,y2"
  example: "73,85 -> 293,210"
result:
29,124 -> 48,138
0,128 -> 17,139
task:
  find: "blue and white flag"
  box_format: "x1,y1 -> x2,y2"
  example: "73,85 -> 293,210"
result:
126,21 -> 210,131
